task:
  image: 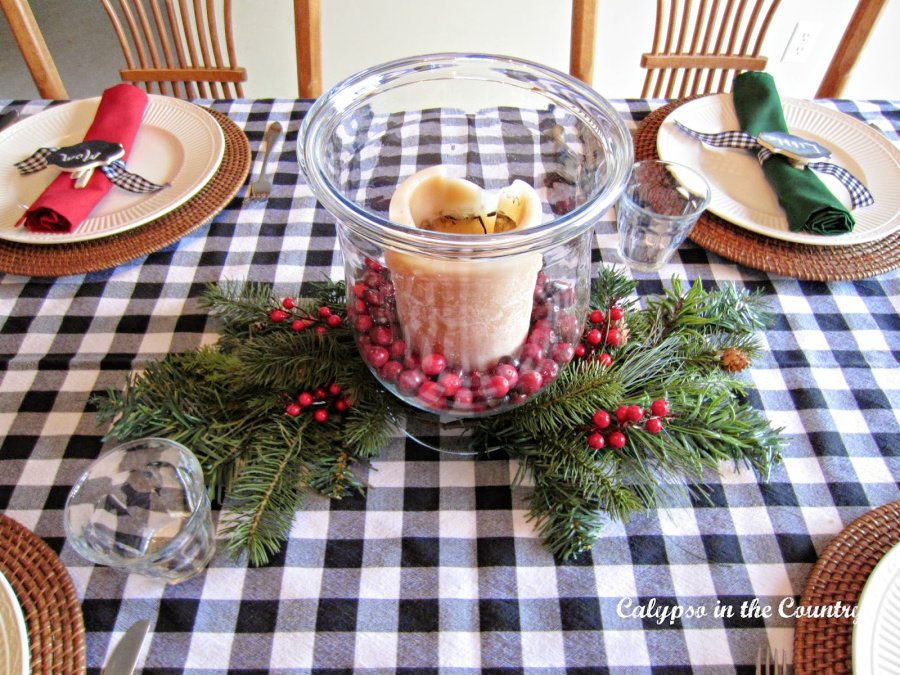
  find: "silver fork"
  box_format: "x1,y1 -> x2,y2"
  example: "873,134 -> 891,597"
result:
247,121 -> 283,200
756,647 -> 791,674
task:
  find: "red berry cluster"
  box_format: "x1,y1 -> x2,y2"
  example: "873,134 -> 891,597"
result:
347,260 -> 581,414
586,398 -> 670,450
269,297 -> 343,336
284,383 -> 350,423
574,305 -> 625,365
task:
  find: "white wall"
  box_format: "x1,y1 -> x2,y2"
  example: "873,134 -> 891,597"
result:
233,0 -> 900,100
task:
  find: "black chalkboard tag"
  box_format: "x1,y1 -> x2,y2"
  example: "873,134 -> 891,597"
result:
757,131 -> 831,168
47,140 -> 125,188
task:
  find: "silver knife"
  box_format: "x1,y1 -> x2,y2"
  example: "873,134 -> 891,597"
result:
101,619 -> 151,675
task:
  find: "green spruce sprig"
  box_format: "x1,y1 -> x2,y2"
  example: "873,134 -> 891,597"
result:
92,269 -> 784,565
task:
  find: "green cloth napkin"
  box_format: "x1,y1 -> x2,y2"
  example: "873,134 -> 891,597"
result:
732,71 -> 854,235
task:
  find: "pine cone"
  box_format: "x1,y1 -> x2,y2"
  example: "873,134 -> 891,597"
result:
720,347 -> 749,373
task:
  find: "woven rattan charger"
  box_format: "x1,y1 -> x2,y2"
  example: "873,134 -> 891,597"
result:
793,500 -> 900,674
634,98 -> 900,281
0,514 -> 86,674
0,108 -> 250,277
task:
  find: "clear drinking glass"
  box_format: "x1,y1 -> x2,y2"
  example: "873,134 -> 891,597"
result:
616,159 -> 711,272
64,437 -> 215,584
299,54 -> 633,419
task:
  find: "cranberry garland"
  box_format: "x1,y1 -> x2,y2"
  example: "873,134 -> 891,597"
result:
345,258 -> 582,415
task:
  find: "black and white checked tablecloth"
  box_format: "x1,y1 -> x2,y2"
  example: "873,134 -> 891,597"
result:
0,97 -> 898,674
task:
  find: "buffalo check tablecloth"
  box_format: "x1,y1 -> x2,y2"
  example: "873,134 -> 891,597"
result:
0,97 -> 898,674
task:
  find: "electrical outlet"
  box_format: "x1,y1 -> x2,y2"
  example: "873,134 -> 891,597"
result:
782,20 -> 823,63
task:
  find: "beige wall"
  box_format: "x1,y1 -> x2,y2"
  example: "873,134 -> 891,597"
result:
234,0 -> 899,100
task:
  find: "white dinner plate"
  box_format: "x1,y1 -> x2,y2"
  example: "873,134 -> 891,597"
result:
656,94 -> 900,247
0,570 -> 29,675
853,540 -> 900,674
0,94 -> 225,244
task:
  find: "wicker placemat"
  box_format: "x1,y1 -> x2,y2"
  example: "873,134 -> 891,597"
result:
634,98 -> 900,281
793,500 -> 900,674
0,514 -> 86,674
0,108 -> 250,277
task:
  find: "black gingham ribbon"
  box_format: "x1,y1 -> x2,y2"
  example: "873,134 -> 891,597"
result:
674,121 -> 874,209
15,147 -> 168,193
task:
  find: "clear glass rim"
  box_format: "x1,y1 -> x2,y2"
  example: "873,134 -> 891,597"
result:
621,159 -> 713,221
299,52 -> 634,256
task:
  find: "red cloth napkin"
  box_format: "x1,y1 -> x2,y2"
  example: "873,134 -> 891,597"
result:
18,83 -> 149,233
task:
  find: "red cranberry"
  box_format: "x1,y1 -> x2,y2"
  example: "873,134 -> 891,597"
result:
609,306 -> 625,321
364,289 -> 383,306
645,418 -> 663,434
398,369 -> 424,394
270,309 -> 288,323
318,306 -> 331,318
508,392 -> 528,406
589,309 -> 605,324
627,405 -> 644,423
389,340 -> 407,360
494,363 -> 519,389
314,325 -> 328,336
592,409 -> 611,429
574,344 -> 587,358
353,281 -> 368,298
587,432 -> 605,449
335,398 -> 350,413
328,383 -> 342,396
285,403 -> 301,417
355,315 -> 374,332
364,258 -> 383,272
380,360 -> 403,383
421,353 -> 447,377
354,298 -> 368,314
585,329 -> 603,346
651,399 -> 670,417
418,380 -> 444,407
403,354 -> 421,371
551,342 -> 575,364
596,352 -> 613,367
298,392 -> 314,407
313,408 -> 329,424
282,297 -> 295,309
486,375 -> 510,399
326,314 -> 342,328
520,343 -> 543,363
363,270 -> 382,287
608,431 -> 627,448
371,326 -> 393,346
538,358 -> 559,382
291,319 -> 306,332
453,388 -> 474,408
365,345 -> 390,368
615,405 -> 630,423
438,372 -> 462,397
558,314 -> 582,342
605,328 -> 621,347
518,370 -> 543,395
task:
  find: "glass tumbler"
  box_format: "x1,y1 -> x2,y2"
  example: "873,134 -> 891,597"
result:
65,437 -> 215,584
299,53 -> 633,419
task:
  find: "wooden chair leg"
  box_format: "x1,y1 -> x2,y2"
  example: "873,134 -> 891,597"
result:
1,0 -> 68,99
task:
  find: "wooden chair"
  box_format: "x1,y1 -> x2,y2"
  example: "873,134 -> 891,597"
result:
816,0 -> 887,98
99,0 -> 246,99
640,0 -> 782,98
292,0 -> 598,99
1,0 -> 68,99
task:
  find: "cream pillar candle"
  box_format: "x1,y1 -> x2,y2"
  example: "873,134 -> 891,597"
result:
386,166 -> 544,372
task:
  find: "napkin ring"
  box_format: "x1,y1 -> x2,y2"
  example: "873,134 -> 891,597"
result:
674,122 -> 874,210
15,140 -> 169,193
